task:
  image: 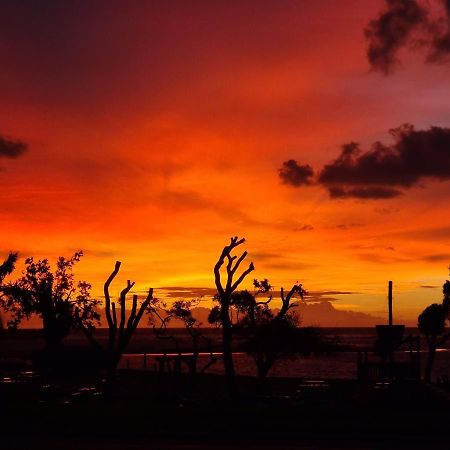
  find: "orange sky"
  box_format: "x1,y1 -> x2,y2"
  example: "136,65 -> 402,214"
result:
1,0 -> 449,322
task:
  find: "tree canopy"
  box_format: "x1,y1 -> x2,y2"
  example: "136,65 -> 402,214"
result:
0,251 -> 100,346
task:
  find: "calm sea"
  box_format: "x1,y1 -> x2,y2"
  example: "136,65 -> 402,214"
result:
1,328 -> 449,381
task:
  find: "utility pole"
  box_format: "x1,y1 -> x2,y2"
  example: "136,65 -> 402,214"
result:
388,280 -> 393,326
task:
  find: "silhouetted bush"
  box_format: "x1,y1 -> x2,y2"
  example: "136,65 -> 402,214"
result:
418,280 -> 450,382
0,251 -> 99,348
0,252 -> 18,332
230,279 -> 307,379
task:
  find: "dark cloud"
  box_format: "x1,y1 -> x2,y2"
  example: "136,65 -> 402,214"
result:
261,262 -> 314,271
310,290 -> 357,296
299,290 -> 358,304
157,287 -> 354,302
335,223 -> 363,230
281,124 -> 450,200
421,254 -> 450,262
319,124 -> 450,193
366,0 -> 450,72
82,249 -> 116,258
278,159 -> 314,186
0,135 -> 27,158
357,252 -> 412,264
365,0 -> 426,74
329,186 -> 402,199
250,251 -> 280,260
294,224 -> 314,231
385,225 -> 450,241
427,0 -> 450,62
250,250 -> 315,271
156,287 -> 217,299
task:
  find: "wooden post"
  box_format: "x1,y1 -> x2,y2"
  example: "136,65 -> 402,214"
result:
387,281 -> 394,377
416,336 -> 421,380
388,280 -> 393,326
357,351 -> 362,381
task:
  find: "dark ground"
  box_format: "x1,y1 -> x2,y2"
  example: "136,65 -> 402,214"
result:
1,370 -> 450,450
1,329 -> 450,449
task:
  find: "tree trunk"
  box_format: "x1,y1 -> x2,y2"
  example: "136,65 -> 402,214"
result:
258,363 -> 270,380
213,237 -> 254,400
104,354 -> 120,397
222,319 -> 238,399
188,352 -> 198,388
256,354 -> 274,380
425,344 -> 436,383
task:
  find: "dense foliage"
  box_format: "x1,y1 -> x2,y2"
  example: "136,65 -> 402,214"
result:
417,279 -> 450,382
0,251 -> 100,346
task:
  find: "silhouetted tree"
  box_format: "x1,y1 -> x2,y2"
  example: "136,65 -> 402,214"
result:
418,280 -> 450,382
231,279 -> 307,379
214,236 -> 254,398
0,252 -> 17,285
209,280 -> 325,381
150,299 -> 220,384
251,280 -> 305,378
0,251 -> 100,347
0,252 -> 18,333
78,261 -> 154,393
207,305 -> 221,327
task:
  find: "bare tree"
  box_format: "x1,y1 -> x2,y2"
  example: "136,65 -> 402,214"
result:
77,260 -> 154,393
214,236 -> 254,398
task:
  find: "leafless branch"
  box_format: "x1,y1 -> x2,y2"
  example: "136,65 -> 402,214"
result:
104,261 -> 121,329
119,280 -> 135,334
231,262 -> 254,292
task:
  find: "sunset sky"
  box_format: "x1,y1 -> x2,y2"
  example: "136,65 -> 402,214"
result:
1,0 -> 450,322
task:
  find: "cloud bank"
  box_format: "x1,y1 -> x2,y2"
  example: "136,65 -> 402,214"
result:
365,0 -> 426,74
0,135 -> 27,159
279,160 -> 314,186
366,0 -> 450,73
279,124 -> 450,199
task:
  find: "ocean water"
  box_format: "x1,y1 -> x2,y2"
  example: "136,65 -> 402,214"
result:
117,327 -> 450,381
2,328 -> 449,381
